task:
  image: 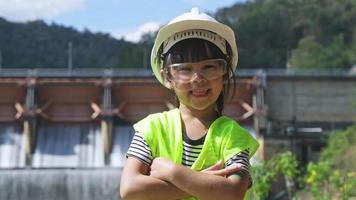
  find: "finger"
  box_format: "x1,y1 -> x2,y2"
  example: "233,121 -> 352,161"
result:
208,164 -> 242,176
203,160 -> 223,172
220,164 -> 242,176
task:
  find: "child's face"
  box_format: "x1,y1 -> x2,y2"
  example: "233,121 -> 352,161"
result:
165,59 -> 225,111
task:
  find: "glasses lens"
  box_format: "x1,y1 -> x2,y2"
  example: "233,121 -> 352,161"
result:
169,63 -> 192,82
199,59 -> 227,80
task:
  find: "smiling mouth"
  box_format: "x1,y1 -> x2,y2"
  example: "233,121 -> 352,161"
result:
191,89 -> 210,97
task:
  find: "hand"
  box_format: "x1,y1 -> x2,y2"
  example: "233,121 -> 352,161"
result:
150,157 -> 176,182
202,160 -> 242,177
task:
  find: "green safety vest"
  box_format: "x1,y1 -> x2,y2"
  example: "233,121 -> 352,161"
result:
133,108 -> 259,200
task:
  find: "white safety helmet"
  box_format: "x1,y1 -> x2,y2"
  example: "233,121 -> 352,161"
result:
151,7 -> 238,86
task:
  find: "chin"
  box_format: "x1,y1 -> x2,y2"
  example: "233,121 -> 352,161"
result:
186,103 -> 216,112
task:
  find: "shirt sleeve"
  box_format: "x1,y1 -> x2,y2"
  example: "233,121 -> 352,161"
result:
225,149 -> 253,188
126,132 -> 153,166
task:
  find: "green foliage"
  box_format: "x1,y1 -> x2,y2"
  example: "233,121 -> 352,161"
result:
305,161 -> 356,200
215,0 -> 356,69
252,126 -> 356,200
319,125 -> 356,168
119,32 -> 155,68
0,18 -> 139,68
220,0 -> 293,68
289,35 -> 349,68
304,125 -> 356,200
252,151 -> 299,200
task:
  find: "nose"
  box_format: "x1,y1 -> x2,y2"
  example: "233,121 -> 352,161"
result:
191,71 -> 206,82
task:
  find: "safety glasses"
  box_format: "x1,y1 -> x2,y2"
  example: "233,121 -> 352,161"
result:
165,59 -> 227,85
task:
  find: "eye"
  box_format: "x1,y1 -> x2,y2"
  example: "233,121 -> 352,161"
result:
203,64 -> 219,70
170,63 -> 191,72
177,67 -> 191,72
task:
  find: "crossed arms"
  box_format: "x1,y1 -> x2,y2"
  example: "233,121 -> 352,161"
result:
120,157 -> 250,200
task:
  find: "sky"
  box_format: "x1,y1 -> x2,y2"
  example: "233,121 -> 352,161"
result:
0,0 -> 243,42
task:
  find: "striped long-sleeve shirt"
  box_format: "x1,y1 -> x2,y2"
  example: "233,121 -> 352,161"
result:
127,132 -> 251,173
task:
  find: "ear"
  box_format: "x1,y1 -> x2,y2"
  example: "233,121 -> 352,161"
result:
160,69 -> 173,89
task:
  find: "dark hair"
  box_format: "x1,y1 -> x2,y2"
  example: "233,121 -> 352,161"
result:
159,38 -> 236,114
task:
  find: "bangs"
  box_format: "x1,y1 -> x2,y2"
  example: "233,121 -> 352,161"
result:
165,38 -> 225,64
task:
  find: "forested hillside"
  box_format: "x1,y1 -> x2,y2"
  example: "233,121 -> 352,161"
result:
0,0 -> 355,69
0,18 -> 151,68
215,0 -> 356,69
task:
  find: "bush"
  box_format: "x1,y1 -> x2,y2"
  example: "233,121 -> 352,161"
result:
252,125 -> 356,200
304,125 -> 356,200
252,151 -> 299,200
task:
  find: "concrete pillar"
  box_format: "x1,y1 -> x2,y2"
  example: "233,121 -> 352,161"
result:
23,78 -> 37,166
101,78 -> 113,165
254,70 -> 267,134
254,70 -> 267,160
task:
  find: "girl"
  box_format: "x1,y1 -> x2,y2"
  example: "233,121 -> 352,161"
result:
120,8 -> 259,200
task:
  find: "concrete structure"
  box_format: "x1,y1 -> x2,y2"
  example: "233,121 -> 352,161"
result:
0,68 -> 259,168
266,72 -> 356,126
261,69 -> 356,164
0,68 -> 355,200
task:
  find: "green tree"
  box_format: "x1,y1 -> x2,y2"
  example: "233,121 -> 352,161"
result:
214,0 -> 356,69
289,35 -> 349,69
